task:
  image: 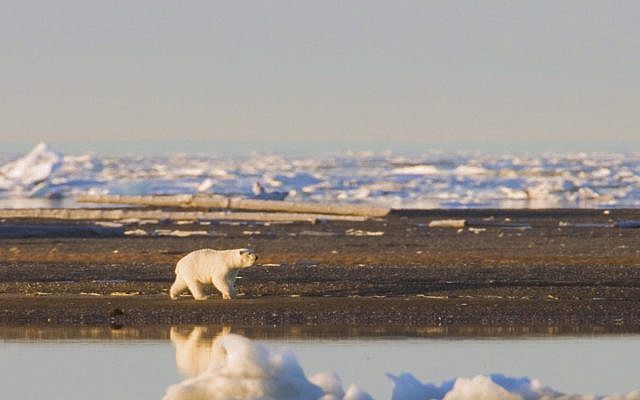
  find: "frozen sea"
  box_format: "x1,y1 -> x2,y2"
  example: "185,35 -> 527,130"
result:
2,143 -> 640,209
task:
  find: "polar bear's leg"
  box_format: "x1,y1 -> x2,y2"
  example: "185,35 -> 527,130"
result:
229,283 -> 237,299
226,277 -> 237,299
212,276 -> 233,300
183,275 -> 208,300
170,275 -> 188,300
224,270 -> 238,299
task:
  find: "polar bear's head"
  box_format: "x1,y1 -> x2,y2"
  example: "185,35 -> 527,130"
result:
235,248 -> 257,268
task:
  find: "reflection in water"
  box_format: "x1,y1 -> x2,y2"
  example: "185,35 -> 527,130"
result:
165,326 -> 373,400
1,324 -> 636,341
171,326 -> 232,377
165,326 -> 640,400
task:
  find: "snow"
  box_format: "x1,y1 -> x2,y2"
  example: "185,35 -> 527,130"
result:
3,143 -> 640,209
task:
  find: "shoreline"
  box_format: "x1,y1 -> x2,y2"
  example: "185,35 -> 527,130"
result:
1,208 -> 640,333
1,295 -> 639,332
1,322 -> 636,341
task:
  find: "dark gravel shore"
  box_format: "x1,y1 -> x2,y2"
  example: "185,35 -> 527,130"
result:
1,208 -> 640,332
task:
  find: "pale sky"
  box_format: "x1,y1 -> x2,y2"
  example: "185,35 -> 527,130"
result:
1,1 -> 639,155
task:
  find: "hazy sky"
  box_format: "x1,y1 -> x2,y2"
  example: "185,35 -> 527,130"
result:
1,1 -> 639,155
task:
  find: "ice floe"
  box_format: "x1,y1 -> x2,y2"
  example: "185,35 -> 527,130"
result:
387,373 -> 640,400
3,143 -> 640,209
164,331 -> 640,400
164,333 -> 373,400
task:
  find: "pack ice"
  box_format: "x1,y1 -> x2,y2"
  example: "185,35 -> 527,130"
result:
3,143 -> 640,208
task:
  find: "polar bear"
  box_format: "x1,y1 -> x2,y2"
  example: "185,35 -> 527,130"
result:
169,248 -> 257,300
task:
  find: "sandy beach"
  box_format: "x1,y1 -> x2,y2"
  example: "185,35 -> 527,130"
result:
0,208 -> 639,331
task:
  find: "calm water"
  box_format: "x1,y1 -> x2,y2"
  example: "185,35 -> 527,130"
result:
1,327 -> 639,399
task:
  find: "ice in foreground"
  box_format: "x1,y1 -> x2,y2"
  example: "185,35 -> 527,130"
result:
163,333 -> 372,400
164,333 -> 640,400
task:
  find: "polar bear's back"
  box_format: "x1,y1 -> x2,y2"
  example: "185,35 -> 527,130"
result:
175,248 -> 238,277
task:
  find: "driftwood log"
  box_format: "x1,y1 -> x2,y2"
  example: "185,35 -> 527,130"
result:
76,194 -> 390,217
0,208 -> 369,223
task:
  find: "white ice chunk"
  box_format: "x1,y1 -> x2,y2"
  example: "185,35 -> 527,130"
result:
592,167 -> 611,179
454,165 -> 490,175
197,178 -> 215,192
443,375 -> 522,400
163,334 -> 371,400
388,373 -> 640,400
0,142 -> 62,187
392,165 -> 439,175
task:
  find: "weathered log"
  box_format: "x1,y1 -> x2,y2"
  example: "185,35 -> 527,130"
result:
428,219 -> 467,228
76,194 -> 229,208
0,208 -> 369,223
75,194 -> 390,217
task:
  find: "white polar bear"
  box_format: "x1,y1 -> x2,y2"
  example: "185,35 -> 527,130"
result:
170,248 -> 257,300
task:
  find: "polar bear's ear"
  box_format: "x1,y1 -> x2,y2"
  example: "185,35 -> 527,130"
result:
239,249 -> 250,255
